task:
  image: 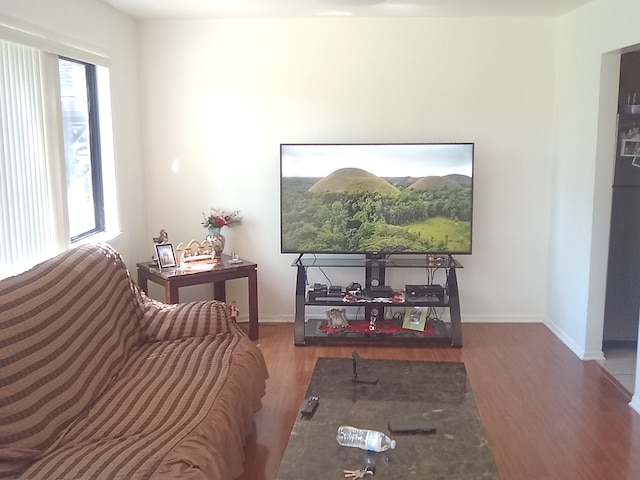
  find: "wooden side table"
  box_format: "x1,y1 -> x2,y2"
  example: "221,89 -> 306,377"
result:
136,255 -> 259,340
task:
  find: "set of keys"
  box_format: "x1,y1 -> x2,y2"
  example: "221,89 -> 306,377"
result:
343,466 -> 375,478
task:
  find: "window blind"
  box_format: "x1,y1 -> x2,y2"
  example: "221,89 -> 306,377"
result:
0,40 -> 66,277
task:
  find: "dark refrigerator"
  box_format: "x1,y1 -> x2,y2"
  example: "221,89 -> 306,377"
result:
603,113 -> 640,344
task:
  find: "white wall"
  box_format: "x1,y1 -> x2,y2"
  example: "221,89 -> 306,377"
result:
138,17 -> 556,322
0,0 -> 148,270
548,0 -> 640,411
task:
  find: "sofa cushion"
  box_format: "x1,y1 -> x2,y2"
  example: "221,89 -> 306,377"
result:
15,333 -> 267,480
0,244 -> 142,475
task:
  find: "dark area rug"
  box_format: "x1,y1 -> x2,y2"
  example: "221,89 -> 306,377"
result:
276,357 -> 498,480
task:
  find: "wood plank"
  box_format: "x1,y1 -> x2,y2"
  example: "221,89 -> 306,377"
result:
237,323 -> 640,480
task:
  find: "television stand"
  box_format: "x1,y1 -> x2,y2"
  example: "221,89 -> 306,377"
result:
292,254 -> 463,347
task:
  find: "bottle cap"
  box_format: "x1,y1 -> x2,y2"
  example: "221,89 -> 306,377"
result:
390,439 -> 397,449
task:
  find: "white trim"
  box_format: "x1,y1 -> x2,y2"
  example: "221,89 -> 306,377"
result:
41,51 -> 70,252
544,317 -> 606,361
0,13 -> 109,66
460,314 -> 544,323
631,394 -> 640,415
237,314 -> 295,324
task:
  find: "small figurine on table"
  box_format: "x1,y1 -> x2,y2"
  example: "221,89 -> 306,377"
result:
229,301 -> 239,321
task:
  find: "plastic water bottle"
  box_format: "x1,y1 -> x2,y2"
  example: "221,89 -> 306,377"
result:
336,426 -> 396,452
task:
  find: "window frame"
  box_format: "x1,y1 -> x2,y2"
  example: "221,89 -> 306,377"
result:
59,56 -> 106,243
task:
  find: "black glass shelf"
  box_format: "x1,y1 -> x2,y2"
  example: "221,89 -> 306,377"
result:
292,254 -> 463,269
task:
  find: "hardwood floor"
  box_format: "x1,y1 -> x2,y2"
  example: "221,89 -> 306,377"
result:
237,323 -> 640,480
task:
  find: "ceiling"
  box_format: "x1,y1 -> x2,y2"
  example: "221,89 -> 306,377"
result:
99,0 -> 596,20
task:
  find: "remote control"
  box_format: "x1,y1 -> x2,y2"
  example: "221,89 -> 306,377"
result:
300,396 -> 319,416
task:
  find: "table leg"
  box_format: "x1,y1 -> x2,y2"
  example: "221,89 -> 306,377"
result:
248,268 -> 259,340
213,282 -> 226,302
137,271 -> 149,294
166,283 -> 179,304
447,267 -> 462,348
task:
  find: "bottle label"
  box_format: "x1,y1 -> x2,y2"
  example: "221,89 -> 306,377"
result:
364,430 -> 379,451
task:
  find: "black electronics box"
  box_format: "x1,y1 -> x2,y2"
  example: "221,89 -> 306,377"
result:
309,284 -> 345,301
405,284 -> 445,300
364,285 -> 395,298
313,283 -> 327,292
308,284 -> 327,302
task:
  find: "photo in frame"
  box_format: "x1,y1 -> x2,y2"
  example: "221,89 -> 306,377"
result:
402,306 -> 428,332
621,139 -> 640,157
155,243 -> 177,268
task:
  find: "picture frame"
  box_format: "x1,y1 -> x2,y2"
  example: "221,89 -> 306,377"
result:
402,306 -> 428,332
621,139 -> 640,157
155,243 -> 177,268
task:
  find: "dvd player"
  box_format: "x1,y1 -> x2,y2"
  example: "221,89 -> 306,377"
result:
363,285 -> 394,298
405,284 -> 445,300
308,290 -> 345,302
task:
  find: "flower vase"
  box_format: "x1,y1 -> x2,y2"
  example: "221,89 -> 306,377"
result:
206,227 -> 226,261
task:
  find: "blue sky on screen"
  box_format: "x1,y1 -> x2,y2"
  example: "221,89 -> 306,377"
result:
281,143 -> 473,178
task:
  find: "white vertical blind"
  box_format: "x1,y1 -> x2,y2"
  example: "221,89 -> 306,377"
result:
0,40 -> 66,276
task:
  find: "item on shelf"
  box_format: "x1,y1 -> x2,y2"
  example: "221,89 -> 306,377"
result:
201,207 -> 242,229
336,426 -> 396,452
176,239 -> 215,266
364,285 -> 394,298
152,229 -> 169,245
300,396 -> 319,417
326,308 -> 348,328
351,351 -> 378,384
206,227 -> 225,260
180,253 -> 217,271
402,306 -> 428,332
309,289 -> 330,302
229,301 -> 239,320
155,243 -> 177,268
388,418 -> 437,435
319,319 -> 436,336
392,291 -> 405,303
343,293 -> 394,303
182,254 -> 215,265
201,207 -> 242,259
405,284 -> 445,301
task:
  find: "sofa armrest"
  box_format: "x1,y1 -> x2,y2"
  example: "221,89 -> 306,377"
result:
138,292 -> 245,343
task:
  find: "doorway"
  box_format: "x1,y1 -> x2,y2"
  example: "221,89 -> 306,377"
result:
601,51 -> 640,394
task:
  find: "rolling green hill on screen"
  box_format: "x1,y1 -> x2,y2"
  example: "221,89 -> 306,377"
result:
407,217 -> 471,253
281,167 -> 472,253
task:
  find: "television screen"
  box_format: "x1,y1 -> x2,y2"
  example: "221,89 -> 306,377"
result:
280,143 -> 474,255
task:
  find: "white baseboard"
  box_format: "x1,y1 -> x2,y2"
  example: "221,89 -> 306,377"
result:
543,318 -> 605,361
630,394 -> 640,415
239,314 -> 294,324
460,314 -> 543,323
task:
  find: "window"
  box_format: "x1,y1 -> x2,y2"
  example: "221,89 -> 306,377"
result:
0,39 -> 116,277
59,57 -> 105,241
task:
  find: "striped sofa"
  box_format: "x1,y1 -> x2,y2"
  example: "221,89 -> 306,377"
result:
0,243 -> 268,480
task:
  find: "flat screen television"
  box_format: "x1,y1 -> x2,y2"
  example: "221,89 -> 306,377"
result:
280,143 -> 474,256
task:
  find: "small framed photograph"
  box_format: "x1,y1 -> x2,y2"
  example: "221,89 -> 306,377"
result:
155,243 -> 177,268
402,306 -> 427,332
621,139 -> 640,157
